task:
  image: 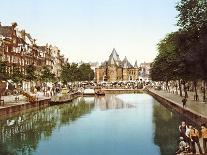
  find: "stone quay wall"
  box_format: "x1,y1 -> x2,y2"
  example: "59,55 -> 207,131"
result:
0,99 -> 50,116
147,89 -> 207,126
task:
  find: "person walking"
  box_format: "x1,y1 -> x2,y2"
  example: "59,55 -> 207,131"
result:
189,126 -> 203,154
182,97 -> 187,108
201,124 -> 207,153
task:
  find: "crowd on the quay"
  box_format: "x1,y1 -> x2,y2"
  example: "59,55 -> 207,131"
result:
96,81 -> 149,89
176,121 -> 207,154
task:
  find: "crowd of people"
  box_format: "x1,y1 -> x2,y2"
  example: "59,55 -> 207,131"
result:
176,121 -> 207,154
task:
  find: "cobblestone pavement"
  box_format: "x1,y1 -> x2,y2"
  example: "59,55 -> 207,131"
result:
150,89 -> 207,118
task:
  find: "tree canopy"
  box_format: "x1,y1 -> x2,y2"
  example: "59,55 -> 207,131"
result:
11,64 -> 23,84
0,57 -> 9,81
150,0 -> 207,99
60,63 -> 94,84
78,63 -> 94,81
40,66 -> 55,82
25,64 -> 37,82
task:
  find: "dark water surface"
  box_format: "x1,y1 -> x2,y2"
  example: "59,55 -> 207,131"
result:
0,94 -> 190,155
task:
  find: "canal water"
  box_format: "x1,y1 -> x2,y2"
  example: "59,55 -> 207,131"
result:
0,94 -> 191,155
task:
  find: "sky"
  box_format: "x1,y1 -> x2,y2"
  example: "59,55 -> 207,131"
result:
0,0 -> 179,64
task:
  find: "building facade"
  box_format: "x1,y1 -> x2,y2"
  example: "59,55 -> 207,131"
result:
139,62 -> 151,82
0,22 -> 68,90
95,49 -> 139,83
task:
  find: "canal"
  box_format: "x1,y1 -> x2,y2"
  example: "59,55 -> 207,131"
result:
0,94 -> 192,155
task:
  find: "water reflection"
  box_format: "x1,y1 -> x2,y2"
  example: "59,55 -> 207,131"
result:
152,100 -> 195,155
0,98 -> 94,155
153,100 -> 180,155
0,94 -> 195,155
95,95 -> 135,110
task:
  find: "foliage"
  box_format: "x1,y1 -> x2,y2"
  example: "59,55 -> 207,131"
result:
60,63 -> 94,84
40,66 -> 55,82
78,63 -> 94,81
60,63 -> 79,84
176,0 -> 207,81
150,31 -> 191,81
150,0 -> 207,99
176,0 -> 207,31
11,64 -> 23,84
151,0 -> 207,82
0,57 -> 9,81
25,64 -> 37,82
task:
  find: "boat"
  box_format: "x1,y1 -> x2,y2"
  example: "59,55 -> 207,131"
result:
95,90 -> 105,96
83,88 -> 95,96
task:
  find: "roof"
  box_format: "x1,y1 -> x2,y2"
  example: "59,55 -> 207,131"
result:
134,60 -> 138,68
17,37 -> 26,45
100,49 -> 136,68
0,26 -> 13,37
38,46 -> 46,51
108,48 -> 121,66
25,33 -> 33,42
122,56 -> 133,68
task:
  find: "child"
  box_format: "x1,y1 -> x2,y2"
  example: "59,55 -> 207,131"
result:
176,137 -> 189,154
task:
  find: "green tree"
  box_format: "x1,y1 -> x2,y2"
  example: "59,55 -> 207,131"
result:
176,0 -> 207,31
78,63 -> 94,81
40,66 -> 55,82
150,31 -> 194,96
60,63 -> 80,84
11,64 -> 23,85
176,0 -> 207,100
151,0 -> 207,100
60,63 -> 94,84
25,64 -> 37,82
0,57 -> 9,81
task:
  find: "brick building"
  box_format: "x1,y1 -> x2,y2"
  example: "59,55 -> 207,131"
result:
95,49 -> 139,83
0,22 -> 67,90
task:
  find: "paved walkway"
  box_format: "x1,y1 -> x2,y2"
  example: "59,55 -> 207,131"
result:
149,89 -> 207,119
0,92 -> 50,109
149,89 -> 207,154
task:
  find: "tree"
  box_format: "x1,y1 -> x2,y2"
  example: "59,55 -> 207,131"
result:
25,64 -> 37,82
176,0 -> 207,32
60,63 -> 95,84
176,0 -> 207,100
11,64 -> 23,85
0,57 -> 9,81
151,0 -> 207,101
150,31 -> 194,96
60,63 -> 80,84
40,66 -> 55,82
78,63 -> 94,81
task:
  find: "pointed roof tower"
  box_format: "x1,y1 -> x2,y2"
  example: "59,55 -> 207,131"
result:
134,60 -> 138,68
108,48 -> 121,66
122,56 -> 133,68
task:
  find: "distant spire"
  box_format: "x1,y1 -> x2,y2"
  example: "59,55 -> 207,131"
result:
134,60 -> 138,68
122,56 -> 133,68
108,48 -> 121,65
111,48 -> 119,58
123,56 -> 127,61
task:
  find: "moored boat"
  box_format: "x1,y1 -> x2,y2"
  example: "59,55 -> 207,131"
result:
95,90 -> 105,96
